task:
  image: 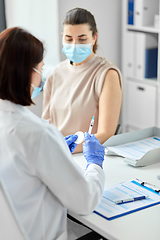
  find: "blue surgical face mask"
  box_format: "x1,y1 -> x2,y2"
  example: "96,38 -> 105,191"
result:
31,68 -> 44,99
62,42 -> 92,63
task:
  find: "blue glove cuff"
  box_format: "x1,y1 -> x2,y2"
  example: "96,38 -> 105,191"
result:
85,156 -> 104,169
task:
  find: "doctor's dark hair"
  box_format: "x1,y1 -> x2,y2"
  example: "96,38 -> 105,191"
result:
0,27 -> 44,106
63,8 -> 98,53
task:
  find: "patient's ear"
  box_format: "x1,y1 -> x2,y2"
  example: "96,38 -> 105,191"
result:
93,32 -> 98,45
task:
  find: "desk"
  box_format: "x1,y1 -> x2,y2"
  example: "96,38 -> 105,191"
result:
69,153 -> 160,240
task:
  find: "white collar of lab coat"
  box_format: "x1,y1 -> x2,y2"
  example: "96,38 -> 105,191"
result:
0,99 -> 35,120
0,99 -> 48,125
0,99 -> 25,112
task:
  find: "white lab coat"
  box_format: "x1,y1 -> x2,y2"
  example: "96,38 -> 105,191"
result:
0,99 -> 105,240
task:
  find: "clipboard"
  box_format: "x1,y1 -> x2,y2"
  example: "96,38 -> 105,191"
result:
94,178 -> 160,220
103,127 -> 160,167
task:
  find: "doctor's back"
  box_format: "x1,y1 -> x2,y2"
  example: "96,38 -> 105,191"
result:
0,100 -> 69,239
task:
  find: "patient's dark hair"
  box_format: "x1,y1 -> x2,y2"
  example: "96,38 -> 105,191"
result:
0,27 -> 44,106
63,8 -> 98,53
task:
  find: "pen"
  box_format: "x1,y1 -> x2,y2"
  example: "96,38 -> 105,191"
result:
115,195 -> 149,204
88,116 -> 95,134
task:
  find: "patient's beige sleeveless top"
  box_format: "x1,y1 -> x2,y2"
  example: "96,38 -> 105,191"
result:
42,54 -> 122,136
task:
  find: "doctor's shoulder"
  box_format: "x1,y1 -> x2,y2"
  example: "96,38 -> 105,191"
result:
21,111 -> 64,144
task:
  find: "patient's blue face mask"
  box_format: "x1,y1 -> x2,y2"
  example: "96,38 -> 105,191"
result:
62,42 -> 92,63
31,68 -> 44,99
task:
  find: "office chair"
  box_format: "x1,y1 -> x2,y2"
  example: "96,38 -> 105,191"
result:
76,231 -> 105,240
68,215 -> 107,240
115,124 -> 121,135
0,180 -> 29,240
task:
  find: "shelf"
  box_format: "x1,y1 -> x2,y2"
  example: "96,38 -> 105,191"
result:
126,77 -> 158,86
122,0 -> 160,133
126,25 -> 160,34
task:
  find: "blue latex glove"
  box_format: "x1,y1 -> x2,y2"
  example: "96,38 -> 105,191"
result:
64,134 -> 78,153
83,132 -> 105,169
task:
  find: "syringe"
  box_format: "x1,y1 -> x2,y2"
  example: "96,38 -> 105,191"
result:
88,115 -> 95,134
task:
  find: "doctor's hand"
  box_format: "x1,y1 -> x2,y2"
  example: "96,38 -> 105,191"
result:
83,132 -> 105,169
64,134 -> 78,153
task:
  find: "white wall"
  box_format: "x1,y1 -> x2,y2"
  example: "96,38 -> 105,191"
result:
58,0 -> 122,69
5,0 -> 60,81
26,91 -> 43,118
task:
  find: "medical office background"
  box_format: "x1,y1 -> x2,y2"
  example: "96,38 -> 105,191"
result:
0,0 -> 160,134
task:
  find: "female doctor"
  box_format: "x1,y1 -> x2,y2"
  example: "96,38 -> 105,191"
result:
42,7 -> 122,153
0,27 -> 105,240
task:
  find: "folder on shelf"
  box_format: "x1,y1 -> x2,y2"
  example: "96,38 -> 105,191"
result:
128,0 -> 134,25
134,0 -> 143,26
126,31 -> 135,76
94,178 -> 160,220
135,32 -> 158,79
125,31 -> 158,79
145,48 -> 158,78
134,0 -> 159,27
103,127 -> 160,167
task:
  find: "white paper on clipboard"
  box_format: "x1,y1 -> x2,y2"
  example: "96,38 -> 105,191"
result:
94,178 -> 160,220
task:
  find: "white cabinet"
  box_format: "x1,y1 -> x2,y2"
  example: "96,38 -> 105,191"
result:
126,81 -> 156,128
121,0 -> 160,132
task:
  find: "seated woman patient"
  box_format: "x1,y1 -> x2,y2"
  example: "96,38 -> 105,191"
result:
0,27 -> 105,240
42,7 -> 123,153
